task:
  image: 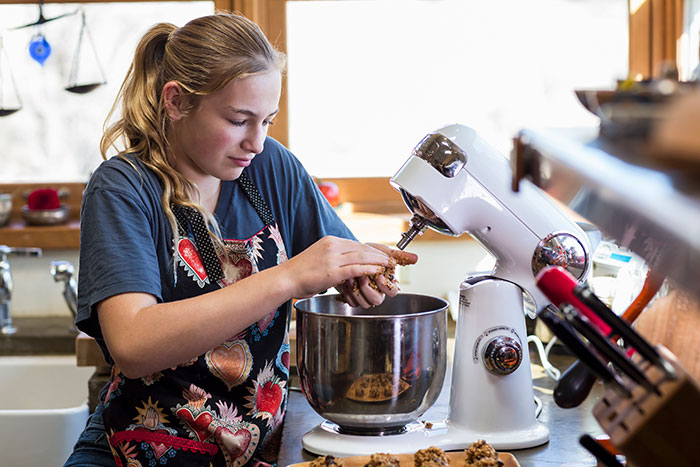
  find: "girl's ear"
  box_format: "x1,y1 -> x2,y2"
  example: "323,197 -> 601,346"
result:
163,81 -> 185,120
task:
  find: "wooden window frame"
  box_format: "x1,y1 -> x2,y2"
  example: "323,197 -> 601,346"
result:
629,0 -> 685,79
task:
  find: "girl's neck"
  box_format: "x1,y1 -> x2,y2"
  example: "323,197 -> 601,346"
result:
194,179 -> 221,213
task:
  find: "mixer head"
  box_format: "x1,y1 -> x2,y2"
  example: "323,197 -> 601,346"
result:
392,131 -> 469,250
390,124 -> 591,310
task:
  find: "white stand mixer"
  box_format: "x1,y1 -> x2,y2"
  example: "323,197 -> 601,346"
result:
302,124 -> 591,456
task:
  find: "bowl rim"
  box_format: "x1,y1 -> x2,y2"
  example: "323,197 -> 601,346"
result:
21,204 -> 69,213
294,293 -> 449,319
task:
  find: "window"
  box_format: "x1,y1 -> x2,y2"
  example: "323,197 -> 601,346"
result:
0,2 -> 214,183
286,0 -> 629,178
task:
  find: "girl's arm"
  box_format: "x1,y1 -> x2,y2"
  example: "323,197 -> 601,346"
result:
98,236 -> 392,378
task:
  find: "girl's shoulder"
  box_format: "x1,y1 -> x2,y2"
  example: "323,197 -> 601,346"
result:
85,154 -> 161,197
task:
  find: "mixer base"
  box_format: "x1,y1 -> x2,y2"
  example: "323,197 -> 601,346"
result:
302,421 -> 432,458
302,419 -> 549,457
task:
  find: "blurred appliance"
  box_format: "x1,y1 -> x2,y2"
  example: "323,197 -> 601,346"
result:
536,240 -> 649,345
589,240 -> 650,315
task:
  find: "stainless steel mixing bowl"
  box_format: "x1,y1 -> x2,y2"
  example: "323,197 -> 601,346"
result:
295,293 -> 448,435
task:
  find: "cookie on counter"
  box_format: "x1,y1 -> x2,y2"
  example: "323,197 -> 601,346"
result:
363,452 -> 400,467
464,440 -> 502,467
310,455 -> 346,467
414,446 -> 449,466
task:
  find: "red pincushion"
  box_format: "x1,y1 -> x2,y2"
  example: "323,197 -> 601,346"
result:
27,188 -> 60,210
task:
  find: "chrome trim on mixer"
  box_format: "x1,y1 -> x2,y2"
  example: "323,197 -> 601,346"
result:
532,231 -> 589,280
412,132 -> 467,178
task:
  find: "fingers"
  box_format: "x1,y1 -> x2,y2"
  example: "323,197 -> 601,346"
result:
337,280 -> 359,307
337,248 -> 391,269
392,249 -> 418,266
355,275 -> 385,307
337,277 -> 379,308
372,273 -> 400,297
336,272 -> 400,309
294,237 -> 416,307
366,242 -> 418,266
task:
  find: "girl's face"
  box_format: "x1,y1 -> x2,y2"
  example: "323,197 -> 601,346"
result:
168,69 -> 282,185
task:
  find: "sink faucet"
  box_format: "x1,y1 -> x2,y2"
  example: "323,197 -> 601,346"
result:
50,260 -> 77,319
0,245 -> 43,335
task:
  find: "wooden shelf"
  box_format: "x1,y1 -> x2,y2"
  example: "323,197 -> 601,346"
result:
0,220 -> 80,249
0,182 -> 84,250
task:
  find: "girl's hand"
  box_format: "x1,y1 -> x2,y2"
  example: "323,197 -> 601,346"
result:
281,236 -> 393,301
336,243 -> 418,308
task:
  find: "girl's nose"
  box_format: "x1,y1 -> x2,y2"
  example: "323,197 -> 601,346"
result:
242,124 -> 266,154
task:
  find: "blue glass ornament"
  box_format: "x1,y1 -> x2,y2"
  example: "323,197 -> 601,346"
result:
29,33 -> 51,66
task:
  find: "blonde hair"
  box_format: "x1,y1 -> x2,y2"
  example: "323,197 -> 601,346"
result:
100,12 -> 286,252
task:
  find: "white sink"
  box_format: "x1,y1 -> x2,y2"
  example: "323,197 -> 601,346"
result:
0,355 -> 95,466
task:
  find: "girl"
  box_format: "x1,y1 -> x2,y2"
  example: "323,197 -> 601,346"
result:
65,12 -> 416,467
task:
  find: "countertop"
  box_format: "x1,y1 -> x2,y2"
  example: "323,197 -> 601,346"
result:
278,352 -> 604,467
0,316 -> 77,355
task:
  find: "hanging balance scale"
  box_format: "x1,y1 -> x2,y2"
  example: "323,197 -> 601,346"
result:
65,9 -> 106,94
14,0 -> 74,67
0,34 -> 22,116
9,2 -> 106,97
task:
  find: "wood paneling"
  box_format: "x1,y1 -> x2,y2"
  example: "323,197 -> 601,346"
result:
323,177 -> 405,213
635,289 -> 700,385
629,0 -> 685,80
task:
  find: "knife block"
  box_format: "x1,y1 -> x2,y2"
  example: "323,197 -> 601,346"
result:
592,346 -> 700,467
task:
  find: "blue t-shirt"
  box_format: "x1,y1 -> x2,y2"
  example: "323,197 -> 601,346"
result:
76,137 -> 355,361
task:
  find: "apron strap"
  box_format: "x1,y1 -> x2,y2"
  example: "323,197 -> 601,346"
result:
171,171 -> 275,285
237,172 -> 276,226
172,204 -> 225,284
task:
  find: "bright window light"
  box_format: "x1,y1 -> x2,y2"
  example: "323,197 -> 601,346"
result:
286,0 -> 629,178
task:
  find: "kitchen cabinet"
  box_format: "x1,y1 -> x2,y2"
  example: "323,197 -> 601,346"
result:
513,128 -> 700,303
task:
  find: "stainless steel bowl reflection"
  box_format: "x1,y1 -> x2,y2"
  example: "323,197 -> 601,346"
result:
0,194 -> 11,227
21,205 -> 69,226
295,293 -> 448,435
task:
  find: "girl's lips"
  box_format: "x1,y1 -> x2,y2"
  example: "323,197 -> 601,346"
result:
230,156 -> 253,167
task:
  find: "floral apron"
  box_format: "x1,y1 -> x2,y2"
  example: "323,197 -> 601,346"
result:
102,173 -> 291,467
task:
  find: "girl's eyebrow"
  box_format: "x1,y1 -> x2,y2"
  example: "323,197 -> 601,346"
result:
225,106 -> 279,118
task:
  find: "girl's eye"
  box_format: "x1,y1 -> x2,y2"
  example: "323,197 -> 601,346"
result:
229,120 -> 246,127
263,119 -> 275,127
